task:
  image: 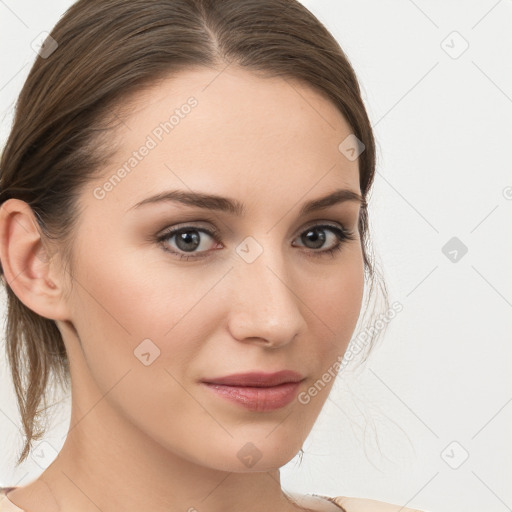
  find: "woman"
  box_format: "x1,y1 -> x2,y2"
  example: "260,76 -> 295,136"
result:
0,1 -> 428,511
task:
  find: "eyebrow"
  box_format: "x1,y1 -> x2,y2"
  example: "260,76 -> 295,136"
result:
128,188 -> 365,216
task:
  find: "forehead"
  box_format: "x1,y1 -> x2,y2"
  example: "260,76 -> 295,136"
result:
86,66 -> 361,213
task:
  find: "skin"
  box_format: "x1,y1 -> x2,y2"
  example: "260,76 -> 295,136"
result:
0,66 -> 365,512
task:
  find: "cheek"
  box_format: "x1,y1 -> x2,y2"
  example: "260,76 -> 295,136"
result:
298,253 -> 365,388
290,257 -> 364,418
71,236 -> 213,338
65,251 -> 220,447
303,247 -> 364,335
65,244 -> 197,390
66,238 -> 232,395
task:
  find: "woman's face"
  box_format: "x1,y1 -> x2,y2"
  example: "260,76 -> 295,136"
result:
58,66 -> 365,472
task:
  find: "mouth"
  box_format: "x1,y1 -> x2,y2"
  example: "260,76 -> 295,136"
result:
200,370 -> 305,412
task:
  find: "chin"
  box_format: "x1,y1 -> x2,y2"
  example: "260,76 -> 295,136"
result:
186,434 -> 304,473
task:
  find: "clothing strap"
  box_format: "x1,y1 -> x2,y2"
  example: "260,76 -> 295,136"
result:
311,493 -> 348,511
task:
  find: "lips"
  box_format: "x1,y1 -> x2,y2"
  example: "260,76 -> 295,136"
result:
201,370 -> 305,387
200,370 -> 305,412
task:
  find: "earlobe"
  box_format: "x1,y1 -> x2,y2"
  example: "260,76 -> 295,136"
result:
0,198 -> 70,321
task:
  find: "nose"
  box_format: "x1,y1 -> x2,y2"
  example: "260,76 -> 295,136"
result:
226,242 -> 307,349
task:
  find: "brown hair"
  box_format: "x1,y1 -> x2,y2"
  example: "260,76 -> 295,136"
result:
0,0 -> 388,466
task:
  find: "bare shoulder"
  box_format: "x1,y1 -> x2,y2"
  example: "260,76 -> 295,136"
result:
331,495 -> 428,512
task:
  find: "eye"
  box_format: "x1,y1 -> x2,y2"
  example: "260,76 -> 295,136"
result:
156,225 -> 221,260
292,223 -> 357,258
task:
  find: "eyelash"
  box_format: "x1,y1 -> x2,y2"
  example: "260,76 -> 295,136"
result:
156,223 -> 357,261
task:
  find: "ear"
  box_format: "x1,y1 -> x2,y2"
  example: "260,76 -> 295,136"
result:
0,198 -> 71,321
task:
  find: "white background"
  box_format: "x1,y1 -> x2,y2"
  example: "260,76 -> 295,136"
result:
1,1 -> 511,512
